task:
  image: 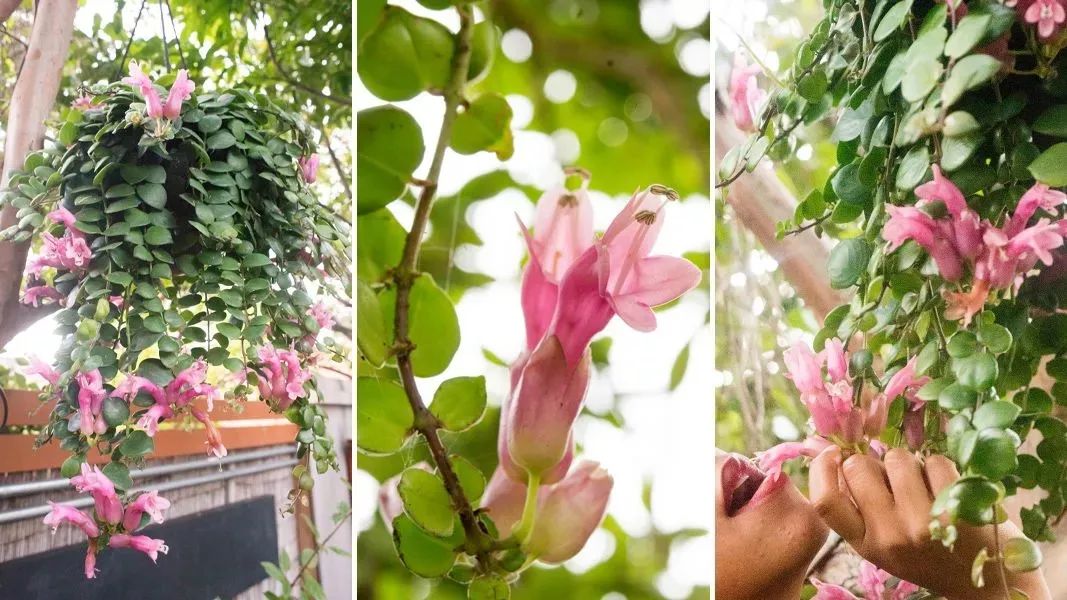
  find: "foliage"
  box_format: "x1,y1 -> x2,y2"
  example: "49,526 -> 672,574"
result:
720,0 -> 1067,590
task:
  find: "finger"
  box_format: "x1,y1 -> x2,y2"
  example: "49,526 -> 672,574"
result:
884,448 -> 934,536
809,446 -> 865,543
885,448 -> 933,510
924,454 -> 961,496
841,453 -> 895,526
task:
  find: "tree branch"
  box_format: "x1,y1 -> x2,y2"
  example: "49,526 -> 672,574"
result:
263,26 -> 352,107
321,128 -> 351,201
0,0 -> 76,350
390,4 -> 493,564
715,109 -> 843,320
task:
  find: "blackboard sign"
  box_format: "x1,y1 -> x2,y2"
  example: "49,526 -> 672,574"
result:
0,495 -> 279,599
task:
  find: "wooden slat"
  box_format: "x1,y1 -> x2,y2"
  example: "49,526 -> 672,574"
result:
0,423 -> 298,474
4,389 -> 285,427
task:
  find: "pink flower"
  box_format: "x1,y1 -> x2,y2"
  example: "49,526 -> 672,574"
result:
729,55 -> 766,132
858,560 -> 921,600
70,463 -> 122,525
503,335 -> 590,480
524,461 -> 613,563
43,502 -> 100,538
28,231 -> 92,276
76,370 -> 108,436
47,206 -> 79,231
1025,0 -> 1066,39
122,491 -> 171,531
72,94 -> 102,111
756,436 -> 832,480
1005,184 -> 1066,237
108,534 -> 169,563
518,184 -> 594,349
309,301 -> 334,331
22,285 -> 64,307
191,406 -> 227,458
85,546 -> 98,579
299,154 -> 319,183
549,186 -> 701,364
256,346 -> 311,409
26,356 -> 60,386
123,62 -> 164,119
883,356 -> 929,408
162,69 -> 195,120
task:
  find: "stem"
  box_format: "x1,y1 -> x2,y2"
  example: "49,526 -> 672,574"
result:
287,506 -> 351,589
993,523 -> 1011,599
390,4 -> 491,564
513,472 -> 541,544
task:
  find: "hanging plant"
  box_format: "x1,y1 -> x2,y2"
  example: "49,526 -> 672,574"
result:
1,63 -> 350,578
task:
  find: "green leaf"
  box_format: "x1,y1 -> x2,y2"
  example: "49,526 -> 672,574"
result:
945,14 -> 992,58
355,377 -> 414,455
450,454 -> 487,504
391,514 -> 457,577
874,0 -> 913,42
398,468 -> 454,536
1034,105 -> 1067,137
357,210 -> 407,282
669,343 -> 690,391
468,574 -> 510,600
1003,537 -> 1043,572
241,253 -> 272,269
380,274 -> 460,377
429,376 -> 487,432
827,238 -> 872,289
60,455 -> 85,478
939,382 -> 978,411
137,183 -> 167,209
902,57 -> 943,102
206,131 -> 237,150
969,428 -> 1018,480
356,105 -> 424,214
831,162 -> 872,206
942,54 -> 1001,107
973,401 -> 1021,430
356,281 -> 390,367
101,396 -> 130,428
896,145 -> 930,190
948,331 -> 978,358
144,226 -> 173,246
951,477 -> 1000,524
953,352 -> 999,390
1029,143 -> 1067,186
450,93 -> 514,159
358,7 -> 454,101
102,462 -> 134,491
119,430 -> 155,458
978,322 -> 1012,354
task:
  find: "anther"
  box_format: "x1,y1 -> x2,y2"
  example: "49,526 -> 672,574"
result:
558,193 -> 578,208
649,184 -> 679,201
634,210 -> 657,225
563,165 -> 591,180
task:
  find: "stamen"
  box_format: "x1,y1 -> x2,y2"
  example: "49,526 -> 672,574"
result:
634,210 -> 657,225
558,193 -> 578,208
649,184 -> 679,201
563,165 -> 591,181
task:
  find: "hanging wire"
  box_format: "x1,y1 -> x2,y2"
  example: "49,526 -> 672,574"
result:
158,0 -> 170,71
0,386 -> 8,430
114,0 -> 149,79
164,0 -> 188,70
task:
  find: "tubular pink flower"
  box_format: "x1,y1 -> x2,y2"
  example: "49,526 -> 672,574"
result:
481,467 -> 531,538
504,335 -> 591,480
497,393 -> 574,484
76,370 -> 107,436
26,356 -> 60,386
108,533 -> 169,562
256,346 -> 311,409
915,165 -> 968,217
72,94 -> 102,111
309,301 -> 334,331
137,404 -> 173,436
123,62 -> 164,119
22,285 -> 64,307
821,338 -> 848,381
524,460 -> 612,563
29,231 -> 92,276
883,356 -> 929,408
518,184 -> 594,349
859,560 -> 920,600
299,154 -> 320,183
162,69 -> 195,120
47,206 -> 79,231
549,187 -> 700,364
1006,183 -> 1067,237
1026,0 -> 1066,39
883,205 -> 964,281
43,502 -> 100,538
756,436 -> 831,480
122,491 -> 171,532
729,55 -> 766,132
191,407 -> 227,458
70,463 -> 122,525
85,546 -> 98,580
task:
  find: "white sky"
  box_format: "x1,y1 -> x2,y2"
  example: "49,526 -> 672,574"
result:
354,1 -> 713,597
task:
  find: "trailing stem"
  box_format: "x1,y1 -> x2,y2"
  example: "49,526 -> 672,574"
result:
389,4 -> 493,566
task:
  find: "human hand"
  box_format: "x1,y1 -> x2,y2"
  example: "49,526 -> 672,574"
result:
809,446 -> 1050,600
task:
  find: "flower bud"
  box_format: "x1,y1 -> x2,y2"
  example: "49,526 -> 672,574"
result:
523,461 -> 612,563
504,336 -> 590,480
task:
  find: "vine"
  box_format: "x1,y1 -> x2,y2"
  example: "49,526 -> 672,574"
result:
3,64 -> 350,579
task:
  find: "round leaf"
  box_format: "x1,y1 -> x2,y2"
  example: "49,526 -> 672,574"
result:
356,280 -> 390,367
952,351 -> 999,390
972,401 -> 1021,430
356,377 -> 415,455
1003,537 -> 1043,572
358,7 -> 454,101
1029,143 -> 1067,187
827,238 -> 872,289
381,274 -> 461,377
392,514 -> 457,577
450,454 -> 486,503
398,468 -> 455,537
969,428 -> 1018,480
450,94 -> 514,159
430,376 -> 487,431
468,574 -> 510,600
357,105 -> 425,214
